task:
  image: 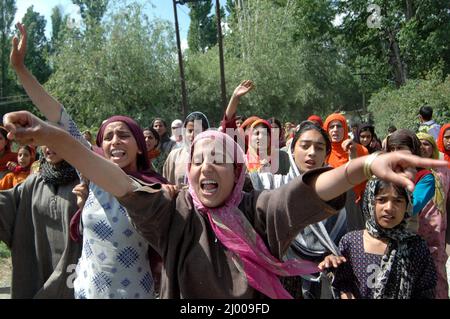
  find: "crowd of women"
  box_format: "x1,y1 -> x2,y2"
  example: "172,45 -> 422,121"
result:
1,23 -> 450,299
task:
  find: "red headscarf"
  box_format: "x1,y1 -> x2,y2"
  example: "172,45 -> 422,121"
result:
307,115 -> 323,128
437,124 -> 450,168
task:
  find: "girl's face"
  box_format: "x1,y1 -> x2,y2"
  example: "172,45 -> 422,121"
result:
444,128 -> 450,151
293,129 -> 327,172
359,130 -> 372,147
249,124 -> 270,153
374,185 -> 407,229
185,121 -> 204,146
17,148 -> 31,167
328,120 -> 344,143
0,133 -> 7,153
102,121 -> 140,171
143,130 -> 157,151
189,138 -> 237,208
419,139 -> 434,159
153,120 -> 166,137
388,144 -> 411,153
43,146 -> 63,164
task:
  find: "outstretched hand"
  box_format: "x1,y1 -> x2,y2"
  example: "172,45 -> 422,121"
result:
370,151 -> 448,192
10,23 -> 27,70
2,110 -> 54,146
232,80 -> 254,99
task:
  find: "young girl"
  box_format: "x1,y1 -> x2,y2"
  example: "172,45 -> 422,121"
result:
320,179 -> 437,299
0,145 -> 34,189
143,126 -> 163,173
4,109 -> 447,298
250,121 -> 347,299
0,126 -> 18,179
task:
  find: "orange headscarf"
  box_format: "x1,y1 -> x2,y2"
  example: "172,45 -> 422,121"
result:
323,113 -> 368,201
437,123 -> 450,168
246,119 -> 273,173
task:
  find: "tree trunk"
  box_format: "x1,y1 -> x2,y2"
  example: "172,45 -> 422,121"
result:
387,29 -> 407,87
405,0 -> 414,21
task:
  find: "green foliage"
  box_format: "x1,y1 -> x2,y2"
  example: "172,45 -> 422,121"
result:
72,0 -> 109,29
186,0 -> 360,124
368,72 -> 450,138
0,242 -> 10,259
187,1 -> 217,53
22,6 -> 51,83
45,2 -> 179,128
0,0 -> 17,97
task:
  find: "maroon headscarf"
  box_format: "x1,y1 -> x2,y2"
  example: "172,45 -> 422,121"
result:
95,115 -> 168,184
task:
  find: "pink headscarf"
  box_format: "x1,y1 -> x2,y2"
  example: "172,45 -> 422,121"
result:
186,130 -> 318,299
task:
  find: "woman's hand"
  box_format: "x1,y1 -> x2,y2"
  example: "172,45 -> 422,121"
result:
162,184 -> 180,199
232,80 -> 255,99
6,161 -> 17,171
2,110 -> 55,146
342,138 -> 357,159
72,178 -> 90,209
10,23 -> 27,70
370,151 -> 447,192
318,254 -> 347,271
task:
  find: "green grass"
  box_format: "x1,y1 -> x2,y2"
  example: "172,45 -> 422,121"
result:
0,242 -> 10,259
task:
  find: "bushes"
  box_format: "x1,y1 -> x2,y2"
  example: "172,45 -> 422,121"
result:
368,75 -> 450,138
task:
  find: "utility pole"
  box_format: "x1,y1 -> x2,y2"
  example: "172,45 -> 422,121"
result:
215,0 -> 226,111
173,0 -> 188,119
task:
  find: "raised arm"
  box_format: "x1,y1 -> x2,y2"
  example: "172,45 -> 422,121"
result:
3,111 -> 133,197
10,23 -> 62,123
309,151 -> 448,201
225,80 -> 254,120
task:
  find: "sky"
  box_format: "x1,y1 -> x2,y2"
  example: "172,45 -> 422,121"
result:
13,0 -> 225,49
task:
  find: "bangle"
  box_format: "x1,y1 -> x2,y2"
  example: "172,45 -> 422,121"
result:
344,161 -> 358,186
363,151 -> 382,180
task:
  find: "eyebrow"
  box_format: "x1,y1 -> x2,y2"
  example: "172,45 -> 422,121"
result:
298,139 -> 326,145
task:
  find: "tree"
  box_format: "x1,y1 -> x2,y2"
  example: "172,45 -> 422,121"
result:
187,0 -> 217,53
72,0 -> 108,29
21,6 -> 51,83
49,5 -> 67,54
337,0 -> 450,88
45,2 -> 179,128
0,0 -> 16,97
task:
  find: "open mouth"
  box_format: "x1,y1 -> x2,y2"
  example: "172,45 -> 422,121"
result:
201,179 -> 218,194
110,149 -> 126,160
305,159 -> 316,166
380,215 -> 395,221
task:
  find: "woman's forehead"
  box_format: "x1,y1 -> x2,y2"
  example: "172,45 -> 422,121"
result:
104,121 -> 131,132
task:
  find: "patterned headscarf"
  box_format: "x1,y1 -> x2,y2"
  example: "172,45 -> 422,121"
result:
362,179 -> 417,299
187,130 -> 319,299
416,132 -> 440,159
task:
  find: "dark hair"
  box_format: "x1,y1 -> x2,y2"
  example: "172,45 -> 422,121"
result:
143,127 -> 160,148
419,105 -> 433,121
292,121 -> 331,156
268,117 -> 282,129
151,118 -> 168,128
184,113 -> 209,131
375,180 -> 409,205
386,129 -> 421,156
387,125 -> 397,134
236,115 -> 246,122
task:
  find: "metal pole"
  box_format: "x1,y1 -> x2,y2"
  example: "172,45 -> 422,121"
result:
215,0 -> 227,111
172,0 -> 188,119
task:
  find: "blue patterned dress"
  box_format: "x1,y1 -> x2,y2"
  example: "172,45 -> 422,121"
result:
58,107 -> 154,299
